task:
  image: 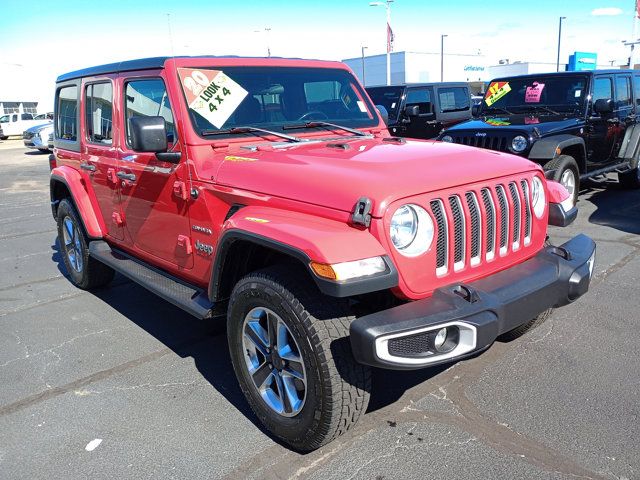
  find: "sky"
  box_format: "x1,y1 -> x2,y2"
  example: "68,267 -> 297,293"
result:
0,0 -> 637,110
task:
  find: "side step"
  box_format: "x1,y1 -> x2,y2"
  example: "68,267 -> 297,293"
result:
89,241 -> 214,319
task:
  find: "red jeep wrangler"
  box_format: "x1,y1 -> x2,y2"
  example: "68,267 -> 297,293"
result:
50,56 -> 595,451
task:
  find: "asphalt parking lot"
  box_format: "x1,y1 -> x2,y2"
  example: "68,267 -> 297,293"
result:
1,138 -> 639,480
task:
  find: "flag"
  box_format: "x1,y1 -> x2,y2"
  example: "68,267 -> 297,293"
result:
637,0 -> 640,18
387,22 -> 395,53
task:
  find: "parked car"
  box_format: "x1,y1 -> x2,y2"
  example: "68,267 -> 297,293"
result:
50,56 -> 595,451
366,82 -> 472,139
23,123 -> 54,152
35,112 -> 54,120
439,70 -> 640,204
0,112 -> 52,139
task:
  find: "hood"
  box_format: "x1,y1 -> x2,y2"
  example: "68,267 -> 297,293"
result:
25,123 -> 54,133
213,137 -> 541,217
445,114 -> 585,136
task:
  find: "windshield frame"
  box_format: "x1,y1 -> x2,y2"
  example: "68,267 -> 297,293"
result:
177,65 -> 381,141
480,73 -> 590,118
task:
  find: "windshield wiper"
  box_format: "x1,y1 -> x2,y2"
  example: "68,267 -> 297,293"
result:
201,126 -> 302,143
483,106 -> 513,115
282,121 -> 368,137
514,105 -> 560,115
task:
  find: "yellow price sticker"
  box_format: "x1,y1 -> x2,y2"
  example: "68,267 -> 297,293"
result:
485,81 -> 512,106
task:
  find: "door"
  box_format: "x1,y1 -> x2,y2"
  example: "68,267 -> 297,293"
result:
403,87 -> 437,139
587,75 -> 617,165
80,80 -> 123,240
117,76 -> 193,269
435,85 -> 472,130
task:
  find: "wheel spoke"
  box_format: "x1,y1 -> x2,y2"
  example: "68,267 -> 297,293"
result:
282,364 -> 305,382
266,311 -> 279,349
281,375 -> 302,413
244,321 -> 269,356
251,362 -> 272,389
272,372 -> 293,414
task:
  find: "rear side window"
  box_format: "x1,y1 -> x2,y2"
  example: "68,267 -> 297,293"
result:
21,113 -> 33,120
615,76 -> 631,108
406,88 -> 432,115
56,86 -> 78,141
593,77 -> 613,102
124,79 -> 176,147
85,82 -> 113,145
438,87 -> 470,112
12,114 -> 18,122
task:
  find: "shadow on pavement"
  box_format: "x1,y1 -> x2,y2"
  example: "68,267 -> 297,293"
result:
585,182 -> 640,235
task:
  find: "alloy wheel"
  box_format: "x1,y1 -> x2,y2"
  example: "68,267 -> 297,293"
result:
62,216 -> 83,273
560,169 -> 576,198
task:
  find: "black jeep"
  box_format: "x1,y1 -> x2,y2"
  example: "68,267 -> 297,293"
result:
439,70 -> 640,203
367,82 -> 472,139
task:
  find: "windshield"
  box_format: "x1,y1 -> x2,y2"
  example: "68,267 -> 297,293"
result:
482,75 -> 588,114
0,115 -> 9,123
366,86 -> 404,121
177,66 -> 378,137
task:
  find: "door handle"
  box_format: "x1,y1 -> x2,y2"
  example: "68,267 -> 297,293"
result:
116,171 -> 136,182
80,163 -> 96,172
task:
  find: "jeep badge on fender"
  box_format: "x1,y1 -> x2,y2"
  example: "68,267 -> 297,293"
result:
50,56 -> 596,451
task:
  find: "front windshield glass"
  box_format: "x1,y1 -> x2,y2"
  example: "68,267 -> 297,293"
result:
366,86 -> 404,121
482,75 -> 588,114
177,66 -> 378,137
0,115 -> 9,123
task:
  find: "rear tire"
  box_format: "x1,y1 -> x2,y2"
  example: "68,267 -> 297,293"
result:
227,265 -> 370,451
544,155 -> 580,206
0,136 -> 8,140
56,199 -> 114,289
619,161 -> 640,189
498,308 -> 553,342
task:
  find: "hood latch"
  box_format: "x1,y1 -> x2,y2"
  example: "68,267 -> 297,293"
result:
351,197 -> 372,227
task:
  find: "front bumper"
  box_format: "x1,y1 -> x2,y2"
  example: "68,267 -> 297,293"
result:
350,234 -> 596,370
23,134 -> 49,150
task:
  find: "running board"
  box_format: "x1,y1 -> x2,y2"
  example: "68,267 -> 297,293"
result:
580,161 -> 630,181
88,241 -> 214,319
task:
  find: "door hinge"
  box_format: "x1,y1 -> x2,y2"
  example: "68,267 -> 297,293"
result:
351,197 -> 372,227
173,181 -> 189,201
177,234 -> 192,255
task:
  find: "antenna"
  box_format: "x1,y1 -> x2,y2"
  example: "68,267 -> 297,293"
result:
167,13 -> 175,56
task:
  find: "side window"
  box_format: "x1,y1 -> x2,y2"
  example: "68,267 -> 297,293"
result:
615,76 -> 631,108
635,76 -> 640,107
437,87 -> 470,113
55,85 -> 78,141
124,79 -> 176,147
12,114 -> 17,122
85,82 -> 113,145
405,88 -> 433,115
593,77 -> 613,103
21,113 -> 33,120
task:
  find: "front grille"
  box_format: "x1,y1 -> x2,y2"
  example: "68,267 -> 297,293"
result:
429,179 -> 533,276
450,134 -> 509,152
23,131 -> 35,140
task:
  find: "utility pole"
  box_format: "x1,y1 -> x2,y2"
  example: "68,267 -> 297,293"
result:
440,34 -> 448,82
370,0 -> 394,86
556,16 -> 566,72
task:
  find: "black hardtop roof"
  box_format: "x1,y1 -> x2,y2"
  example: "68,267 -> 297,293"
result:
491,69 -> 639,82
366,82 -> 469,89
56,55 -> 316,82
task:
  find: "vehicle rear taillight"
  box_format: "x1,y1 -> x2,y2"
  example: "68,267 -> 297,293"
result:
49,153 -> 56,171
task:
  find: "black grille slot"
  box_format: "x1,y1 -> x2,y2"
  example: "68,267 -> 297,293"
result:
481,188 -> 495,256
451,135 -> 509,152
430,200 -> 447,270
508,182 -> 521,244
449,196 -> 464,265
496,185 -> 509,250
521,180 -> 532,241
388,332 -> 433,358
465,192 -> 481,260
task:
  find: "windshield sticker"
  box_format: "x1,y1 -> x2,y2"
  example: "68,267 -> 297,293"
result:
357,100 -> 367,113
574,89 -> 582,98
178,68 -> 248,129
525,82 -> 545,103
524,117 -> 540,125
485,82 -> 511,106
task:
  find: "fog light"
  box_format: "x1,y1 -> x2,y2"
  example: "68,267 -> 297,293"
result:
434,328 -> 447,349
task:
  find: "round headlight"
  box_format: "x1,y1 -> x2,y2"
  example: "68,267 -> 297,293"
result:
390,204 -> 434,257
441,135 -> 453,143
511,135 -> 528,153
531,176 -> 546,218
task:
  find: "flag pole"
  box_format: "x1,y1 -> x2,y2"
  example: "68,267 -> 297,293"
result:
633,0 -> 638,67
386,1 -> 392,86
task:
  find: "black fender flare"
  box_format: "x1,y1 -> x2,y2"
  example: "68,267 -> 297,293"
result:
528,135 -> 586,169
208,230 -> 398,302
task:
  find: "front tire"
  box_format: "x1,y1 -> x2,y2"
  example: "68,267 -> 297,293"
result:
544,155 -> 580,206
498,308 -> 553,342
56,199 -> 114,289
227,266 -> 370,451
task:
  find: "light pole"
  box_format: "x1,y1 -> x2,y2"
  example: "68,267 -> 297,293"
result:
556,16 -> 566,72
361,46 -> 368,86
440,34 -> 448,82
623,39 -> 640,67
370,0 -> 394,86
254,27 -> 272,57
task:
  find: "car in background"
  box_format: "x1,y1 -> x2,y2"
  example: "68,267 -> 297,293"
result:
0,112 -> 52,139
23,123 -> 54,152
366,82 -> 472,139
35,112 -> 54,120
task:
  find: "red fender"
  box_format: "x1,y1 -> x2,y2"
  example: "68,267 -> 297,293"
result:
222,206 -> 387,264
50,166 -> 105,238
546,180 -> 570,204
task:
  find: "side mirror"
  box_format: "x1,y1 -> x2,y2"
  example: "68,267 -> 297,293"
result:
404,105 -> 420,117
472,104 -> 481,117
376,105 -> 389,126
594,98 -> 613,115
129,116 -> 168,152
